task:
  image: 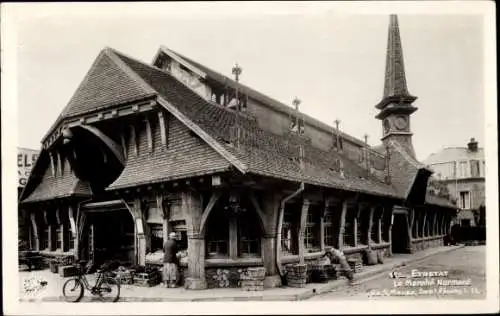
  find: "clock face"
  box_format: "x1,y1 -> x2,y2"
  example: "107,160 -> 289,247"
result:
394,116 -> 408,130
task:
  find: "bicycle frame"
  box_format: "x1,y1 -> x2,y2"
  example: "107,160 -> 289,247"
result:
77,269 -> 106,292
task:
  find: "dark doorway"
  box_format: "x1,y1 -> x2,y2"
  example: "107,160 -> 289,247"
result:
84,209 -> 135,266
391,214 -> 410,253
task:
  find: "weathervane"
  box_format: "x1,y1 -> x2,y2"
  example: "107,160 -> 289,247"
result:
292,97 -> 301,111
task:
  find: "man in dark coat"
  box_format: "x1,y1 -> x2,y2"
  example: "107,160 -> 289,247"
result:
163,232 -> 179,288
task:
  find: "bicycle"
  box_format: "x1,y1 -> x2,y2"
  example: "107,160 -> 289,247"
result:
62,260 -> 120,302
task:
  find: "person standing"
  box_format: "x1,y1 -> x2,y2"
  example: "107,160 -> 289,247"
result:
163,232 -> 179,288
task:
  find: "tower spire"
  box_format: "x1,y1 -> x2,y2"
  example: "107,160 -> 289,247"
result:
376,14 -> 417,110
375,14 -> 418,158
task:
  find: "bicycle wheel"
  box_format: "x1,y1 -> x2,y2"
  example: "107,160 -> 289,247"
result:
62,278 -> 84,302
99,277 -> 120,302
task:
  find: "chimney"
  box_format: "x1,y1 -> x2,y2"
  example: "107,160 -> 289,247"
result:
467,138 -> 478,152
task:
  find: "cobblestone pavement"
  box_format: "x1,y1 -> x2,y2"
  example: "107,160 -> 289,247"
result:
309,245 -> 486,300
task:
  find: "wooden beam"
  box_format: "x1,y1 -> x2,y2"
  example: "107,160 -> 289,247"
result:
249,192 -> 269,236
120,132 -> 128,160
431,211 -> 438,236
130,124 -> 138,156
158,111 -> 168,148
49,152 -> 56,177
409,208 -> 415,239
338,199 -> 348,250
145,117 -> 153,153
320,212 -> 325,251
421,210 -> 427,237
298,199 -> 310,264
30,213 -> 39,251
199,191 -> 223,235
57,151 -> 63,176
367,205 -> 375,248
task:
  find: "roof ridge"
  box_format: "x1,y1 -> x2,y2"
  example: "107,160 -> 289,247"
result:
159,46 -> 367,147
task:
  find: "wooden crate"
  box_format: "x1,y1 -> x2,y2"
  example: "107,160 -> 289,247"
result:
241,279 -> 264,291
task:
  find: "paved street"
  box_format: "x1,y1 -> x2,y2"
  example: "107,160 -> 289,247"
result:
310,246 -> 486,300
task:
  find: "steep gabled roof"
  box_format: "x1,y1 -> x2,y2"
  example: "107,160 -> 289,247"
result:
154,46 -> 367,148
42,49 -> 157,143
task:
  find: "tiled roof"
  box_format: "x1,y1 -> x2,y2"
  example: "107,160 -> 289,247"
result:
22,158 -> 92,203
109,112 -> 231,189
112,50 -> 399,198
158,47 -> 367,148
41,50 -> 156,143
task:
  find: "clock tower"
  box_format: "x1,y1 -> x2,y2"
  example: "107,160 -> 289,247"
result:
376,15 -> 418,158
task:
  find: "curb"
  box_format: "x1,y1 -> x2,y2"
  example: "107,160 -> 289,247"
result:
24,246 -> 464,303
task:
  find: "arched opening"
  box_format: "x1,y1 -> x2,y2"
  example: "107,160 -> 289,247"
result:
63,126 -> 125,194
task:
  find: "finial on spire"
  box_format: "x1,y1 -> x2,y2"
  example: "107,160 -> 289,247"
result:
292,97 -> 301,111
232,63 -> 242,82
334,119 -> 341,130
364,133 -> 369,144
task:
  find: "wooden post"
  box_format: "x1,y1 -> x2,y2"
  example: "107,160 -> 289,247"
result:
120,132 -> 128,160
132,198 -> 147,266
387,205 -> 394,256
320,213 -> 325,252
130,124 -> 138,156
409,208 -> 415,239
183,191 -> 207,290
156,193 -> 170,244
145,117 -> 153,153
367,205 -> 375,248
298,199 -> 310,264
68,205 -> 78,258
260,193 -> 281,288
338,199 -> 348,250
158,111 -> 168,148
49,152 -> 56,177
354,204 -> 362,247
422,210 -> 427,237
229,216 -> 238,259
30,212 -> 39,251
431,211 -> 437,236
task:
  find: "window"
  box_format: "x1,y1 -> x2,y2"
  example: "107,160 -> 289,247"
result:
281,208 -> 298,255
206,209 -> 229,258
149,224 -> 163,252
470,160 -> 480,177
343,207 -> 356,247
324,210 -> 334,247
238,210 -> 261,257
304,206 -> 321,251
459,161 -> 469,178
459,191 -> 471,209
41,227 -> 49,250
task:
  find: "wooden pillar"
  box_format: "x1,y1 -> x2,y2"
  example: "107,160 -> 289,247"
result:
377,213 -> 382,244
120,132 -> 128,160
30,212 -> 39,251
183,190 -> 207,290
259,192 -> 281,288
354,204 -> 363,247
132,198 -> 147,266
156,193 -> 170,244
229,216 -> 238,259
367,205 -> 375,248
320,214 -> 325,252
48,225 -> 56,251
387,205 -> 394,256
298,199 -> 310,264
338,199 -> 348,250
421,210 -> 427,238
68,205 -> 78,258
431,211 -> 437,236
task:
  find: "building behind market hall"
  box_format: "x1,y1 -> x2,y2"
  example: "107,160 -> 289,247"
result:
19,15 -> 457,289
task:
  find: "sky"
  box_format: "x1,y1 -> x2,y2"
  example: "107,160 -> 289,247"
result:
10,2 -> 486,161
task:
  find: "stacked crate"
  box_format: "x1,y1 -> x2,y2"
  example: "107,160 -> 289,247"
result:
114,268 -> 135,285
347,258 -> 363,273
285,264 -> 308,288
133,269 -> 160,287
240,267 -> 266,291
310,263 -> 329,283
